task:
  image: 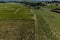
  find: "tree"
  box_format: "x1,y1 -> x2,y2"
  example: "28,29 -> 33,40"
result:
54,0 -> 59,6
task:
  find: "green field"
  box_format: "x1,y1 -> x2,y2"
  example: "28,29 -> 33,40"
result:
0,3 -> 35,40
0,3 -> 60,40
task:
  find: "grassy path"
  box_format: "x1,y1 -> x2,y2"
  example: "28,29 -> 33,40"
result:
31,9 -> 48,40
14,8 -> 21,14
32,10 -> 48,40
34,14 -> 38,40
30,9 -> 39,40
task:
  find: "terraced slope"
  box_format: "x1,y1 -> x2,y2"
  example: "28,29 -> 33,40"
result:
0,3 -> 35,40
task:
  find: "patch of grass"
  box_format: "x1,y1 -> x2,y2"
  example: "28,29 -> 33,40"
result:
38,7 -> 60,32
0,13 -> 34,20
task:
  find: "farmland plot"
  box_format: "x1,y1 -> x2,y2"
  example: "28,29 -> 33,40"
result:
0,3 -> 35,40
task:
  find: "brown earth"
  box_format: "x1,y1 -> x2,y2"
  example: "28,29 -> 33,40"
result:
0,20 -> 35,40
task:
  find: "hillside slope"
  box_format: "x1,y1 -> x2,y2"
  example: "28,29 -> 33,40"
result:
32,7 -> 60,40
0,3 -> 35,40
0,3 -> 60,40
